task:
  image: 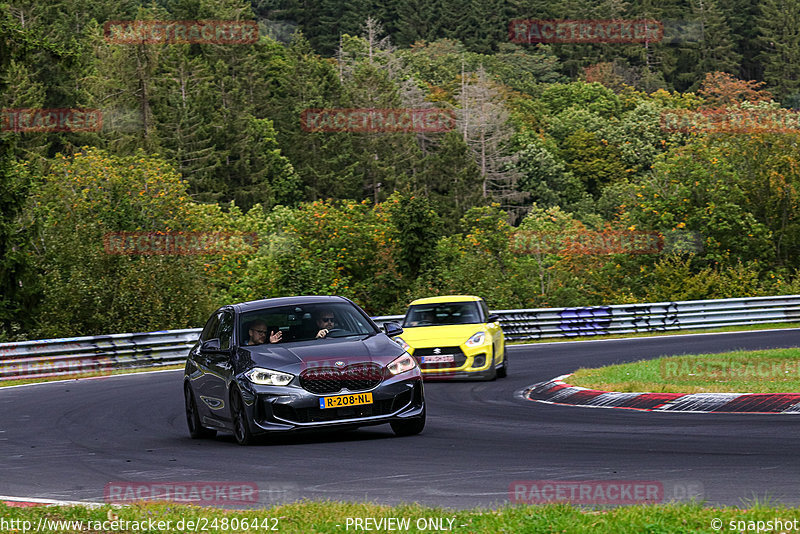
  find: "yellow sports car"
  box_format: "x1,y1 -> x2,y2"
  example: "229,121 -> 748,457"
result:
394,296 -> 507,380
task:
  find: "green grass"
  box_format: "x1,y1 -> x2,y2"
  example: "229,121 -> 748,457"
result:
569,348 -> 800,394
0,364 -> 184,388
1,500 -> 798,533
510,322 -> 800,345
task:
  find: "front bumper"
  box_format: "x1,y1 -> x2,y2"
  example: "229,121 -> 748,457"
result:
238,375 -> 424,434
411,345 -> 495,380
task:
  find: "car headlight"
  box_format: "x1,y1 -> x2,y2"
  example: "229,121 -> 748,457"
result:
387,352 -> 417,375
395,336 -> 410,351
245,367 -> 294,386
465,331 -> 486,347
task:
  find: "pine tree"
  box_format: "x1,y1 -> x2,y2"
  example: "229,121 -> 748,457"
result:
266,34 -> 363,200
626,0 -> 684,91
314,0 -> 370,54
416,131 -> 485,232
153,49 -> 221,197
757,0 -> 800,101
673,0 -> 740,92
717,0 -> 761,80
394,0 -> 441,47
0,59 -> 48,165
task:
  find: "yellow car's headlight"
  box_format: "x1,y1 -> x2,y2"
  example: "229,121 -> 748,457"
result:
465,331 -> 487,347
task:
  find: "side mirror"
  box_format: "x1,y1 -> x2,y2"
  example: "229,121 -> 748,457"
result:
383,322 -> 403,337
487,314 -> 500,323
200,338 -> 222,353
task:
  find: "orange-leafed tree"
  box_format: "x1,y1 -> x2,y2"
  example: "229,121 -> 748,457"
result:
697,72 -> 773,108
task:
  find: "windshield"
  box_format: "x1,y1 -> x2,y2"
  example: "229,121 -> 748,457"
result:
239,301 -> 377,345
402,302 -> 482,327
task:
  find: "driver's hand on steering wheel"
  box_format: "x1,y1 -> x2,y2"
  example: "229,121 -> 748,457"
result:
316,329 -> 328,339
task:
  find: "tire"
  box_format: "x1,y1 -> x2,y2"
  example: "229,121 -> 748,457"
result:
497,347 -> 508,379
184,383 -> 216,439
391,408 -> 426,437
485,350 -> 497,381
230,389 -> 255,446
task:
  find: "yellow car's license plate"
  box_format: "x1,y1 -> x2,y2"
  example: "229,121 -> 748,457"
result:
422,355 -> 454,363
319,392 -> 373,409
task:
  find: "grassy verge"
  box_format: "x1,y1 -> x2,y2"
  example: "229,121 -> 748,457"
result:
509,322 -> 800,345
0,364 -> 184,388
1,500 -> 797,533
569,348 -> 800,394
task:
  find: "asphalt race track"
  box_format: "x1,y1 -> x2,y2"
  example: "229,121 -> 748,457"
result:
2,329 -> 800,509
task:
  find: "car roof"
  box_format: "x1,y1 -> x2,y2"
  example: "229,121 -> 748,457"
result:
408,295 -> 482,306
232,295 -> 350,313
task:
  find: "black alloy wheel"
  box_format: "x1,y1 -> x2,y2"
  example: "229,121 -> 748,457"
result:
230,389 -> 255,446
185,383 -> 216,439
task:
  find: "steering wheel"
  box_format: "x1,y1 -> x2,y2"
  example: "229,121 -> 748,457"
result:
324,328 -> 345,337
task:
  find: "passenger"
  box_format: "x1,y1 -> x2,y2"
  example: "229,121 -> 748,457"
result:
314,310 -> 337,339
248,320 -> 282,345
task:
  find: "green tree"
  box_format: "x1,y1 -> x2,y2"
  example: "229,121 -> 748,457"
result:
22,148 -> 222,337
265,34 -> 363,201
0,146 -> 37,340
674,0 -> 740,91
394,0 -> 441,47
718,0 -> 762,80
258,199 -> 403,314
415,131 -> 485,233
757,0 -> 800,100
416,204 -> 522,308
383,191 -> 442,279
560,129 -> 629,197
514,133 -> 591,213
538,82 -> 622,118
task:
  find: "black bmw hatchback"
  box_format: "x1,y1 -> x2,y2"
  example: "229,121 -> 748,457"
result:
183,296 -> 425,444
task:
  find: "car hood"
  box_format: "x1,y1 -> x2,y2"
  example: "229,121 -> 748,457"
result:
398,324 -> 484,347
242,333 -> 405,374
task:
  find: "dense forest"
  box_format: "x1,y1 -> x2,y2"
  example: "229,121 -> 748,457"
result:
1,0 -> 800,340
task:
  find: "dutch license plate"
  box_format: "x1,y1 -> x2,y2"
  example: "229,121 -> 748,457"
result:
422,355 -> 454,363
319,392 -> 373,409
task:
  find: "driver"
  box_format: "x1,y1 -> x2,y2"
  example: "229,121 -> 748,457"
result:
410,309 -> 435,326
314,309 -> 336,339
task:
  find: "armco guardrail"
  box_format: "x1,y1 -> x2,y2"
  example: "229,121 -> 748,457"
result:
496,295 -> 800,340
375,295 -> 800,341
2,296 -> 800,380
0,329 -> 201,381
